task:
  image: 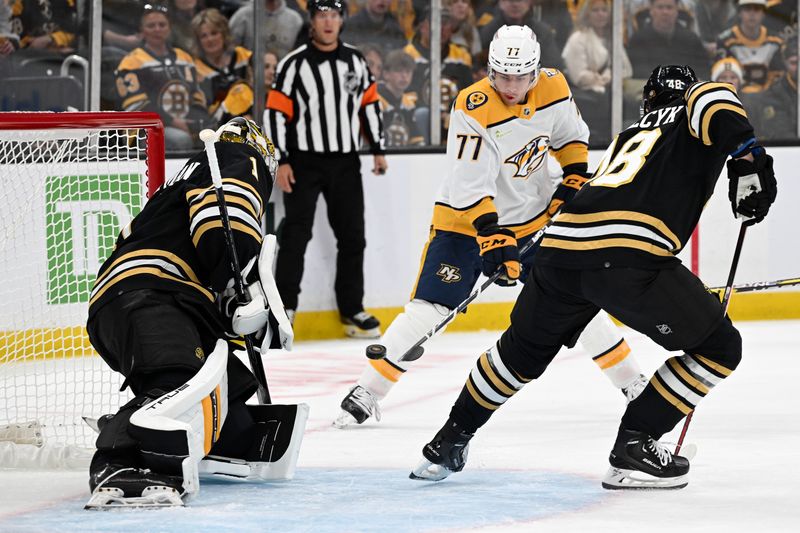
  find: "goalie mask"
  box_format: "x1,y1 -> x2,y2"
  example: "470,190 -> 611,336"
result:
488,25 -> 541,93
641,65 -> 698,115
217,117 -> 279,181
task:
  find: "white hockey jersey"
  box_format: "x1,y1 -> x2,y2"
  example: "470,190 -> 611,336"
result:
433,70 -> 589,238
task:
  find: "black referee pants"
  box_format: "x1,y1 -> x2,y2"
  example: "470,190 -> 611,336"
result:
276,151 -> 366,317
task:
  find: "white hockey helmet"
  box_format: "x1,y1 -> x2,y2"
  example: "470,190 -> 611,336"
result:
488,25 -> 541,87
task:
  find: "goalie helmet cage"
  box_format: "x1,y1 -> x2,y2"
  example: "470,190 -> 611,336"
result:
0,112 -> 165,468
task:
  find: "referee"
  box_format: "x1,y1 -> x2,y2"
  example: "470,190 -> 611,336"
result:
264,0 -> 388,338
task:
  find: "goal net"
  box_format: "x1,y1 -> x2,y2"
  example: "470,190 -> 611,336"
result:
0,112 -> 164,468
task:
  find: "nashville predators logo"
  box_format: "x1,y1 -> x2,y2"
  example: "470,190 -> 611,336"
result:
436,264 -> 462,283
505,135 -> 549,179
466,91 -> 488,111
160,81 -> 191,119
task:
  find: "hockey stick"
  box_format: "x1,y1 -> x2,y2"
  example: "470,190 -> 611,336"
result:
675,222 -> 748,454
707,276 -> 800,294
201,129 -> 271,404
367,221 -> 553,364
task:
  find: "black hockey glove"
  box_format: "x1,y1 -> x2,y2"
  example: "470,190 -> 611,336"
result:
727,146 -> 777,226
474,213 -> 520,286
547,170 -> 590,216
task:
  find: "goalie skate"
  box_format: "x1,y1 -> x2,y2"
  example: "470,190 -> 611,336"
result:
333,385 -> 381,428
601,428 -> 690,490
85,467 -> 186,509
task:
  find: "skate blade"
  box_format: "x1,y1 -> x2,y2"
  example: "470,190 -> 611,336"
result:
85,486 -> 184,510
343,325 -> 381,339
601,466 -> 688,490
409,458 -> 454,482
332,410 -> 359,429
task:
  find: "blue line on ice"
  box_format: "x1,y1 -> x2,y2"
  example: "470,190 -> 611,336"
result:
4,468 -> 606,532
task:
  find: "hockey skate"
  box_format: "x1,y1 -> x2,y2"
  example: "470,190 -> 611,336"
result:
85,465 -> 186,509
602,427 -> 690,490
621,374 -> 648,403
341,311 -> 381,339
409,420 -> 473,481
332,385 -> 381,428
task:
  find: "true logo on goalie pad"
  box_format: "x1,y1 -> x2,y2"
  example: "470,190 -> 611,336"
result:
437,264 -> 462,283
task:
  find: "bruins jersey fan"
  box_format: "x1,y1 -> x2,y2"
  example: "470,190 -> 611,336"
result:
539,68 -> 763,270
10,0 -> 76,51
716,22 -> 783,91
195,46 -> 254,126
115,47 -> 208,130
409,65 -> 777,491
334,25 -> 647,431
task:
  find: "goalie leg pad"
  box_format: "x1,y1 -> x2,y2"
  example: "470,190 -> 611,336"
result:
127,339 -> 229,500
358,299 -> 450,399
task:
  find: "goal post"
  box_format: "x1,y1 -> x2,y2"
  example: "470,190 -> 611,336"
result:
0,112 -> 165,467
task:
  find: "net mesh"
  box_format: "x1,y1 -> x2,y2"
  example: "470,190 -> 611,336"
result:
0,126 -> 155,452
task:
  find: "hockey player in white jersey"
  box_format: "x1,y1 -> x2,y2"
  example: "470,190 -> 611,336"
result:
333,25 -> 648,428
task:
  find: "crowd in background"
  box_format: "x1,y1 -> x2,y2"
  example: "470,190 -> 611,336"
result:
0,0 -> 798,150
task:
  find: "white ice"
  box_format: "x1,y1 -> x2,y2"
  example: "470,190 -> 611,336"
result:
0,320 -> 798,532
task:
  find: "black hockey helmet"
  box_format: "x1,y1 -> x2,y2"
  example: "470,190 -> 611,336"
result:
217,117 -> 278,180
641,65 -> 698,115
308,0 -> 346,17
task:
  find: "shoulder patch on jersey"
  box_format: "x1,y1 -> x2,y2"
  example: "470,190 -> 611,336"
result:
117,48 -> 151,71
532,69 -> 571,111
466,91 -> 488,111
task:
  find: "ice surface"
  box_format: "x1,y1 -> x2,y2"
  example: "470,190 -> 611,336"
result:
1,321 -> 798,532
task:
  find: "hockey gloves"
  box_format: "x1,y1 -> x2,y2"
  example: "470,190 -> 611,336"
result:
547,170 -> 590,216
474,213 -> 520,286
727,146 -> 777,225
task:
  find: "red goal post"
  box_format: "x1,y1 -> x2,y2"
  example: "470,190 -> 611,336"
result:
0,111 -> 165,468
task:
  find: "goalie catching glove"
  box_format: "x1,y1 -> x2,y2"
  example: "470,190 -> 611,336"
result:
727,145 -> 777,225
546,166 -> 590,216
474,213 -> 520,286
221,235 -> 293,352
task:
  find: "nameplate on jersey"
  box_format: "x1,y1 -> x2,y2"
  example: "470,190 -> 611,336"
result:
629,105 -> 682,130
466,91 -> 488,111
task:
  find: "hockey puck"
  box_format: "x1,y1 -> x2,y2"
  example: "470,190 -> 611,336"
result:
365,344 -> 387,360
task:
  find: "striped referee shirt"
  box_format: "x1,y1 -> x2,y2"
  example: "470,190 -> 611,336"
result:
264,41 -> 386,160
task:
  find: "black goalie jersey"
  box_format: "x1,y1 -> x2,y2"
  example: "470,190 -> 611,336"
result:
538,82 -> 755,270
88,143 -> 272,333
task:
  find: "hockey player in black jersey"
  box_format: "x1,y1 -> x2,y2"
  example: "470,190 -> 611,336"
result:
84,117 -> 300,508
410,65 -> 778,489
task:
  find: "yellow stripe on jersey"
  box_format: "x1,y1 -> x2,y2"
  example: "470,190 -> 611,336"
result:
94,249 -> 203,287
188,191 -> 259,220
121,93 -> 148,110
431,197 -> 497,236
192,220 -> 263,248
506,211 -> 551,238
651,373 -> 693,415
540,237 -> 674,257
685,82 -> 746,145
89,266 -> 214,306
410,228 -> 435,298
551,140 -> 589,168
555,211 -> 681,249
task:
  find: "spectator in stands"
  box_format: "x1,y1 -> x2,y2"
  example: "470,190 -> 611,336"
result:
11,0 -> 78,72
710,55 -> 745,90
627,0 -> 710,79
404,5 -> 472,140
360,42 -> 384,81
626,0 -> 698,37
716,0 -> 783,92
103,1 -> 147,52
535,0 -> 574,50
447,0 -> 482,56
0,0 -> 18,77
478,0 -> 564,70
264,48 -> 279,87
563,0 -> 632,146
763,0 -> 795,35
193,8 -> 254,126
750,35 -> 797,139
379,49 -> 426,146
563,0 -> 632,94
170,0 -> 204,52
345,0 -> 407,52
695,0 -> 736,55
230,0 -> 303,59
472,49 -> 488,82
116,4 -> 208,150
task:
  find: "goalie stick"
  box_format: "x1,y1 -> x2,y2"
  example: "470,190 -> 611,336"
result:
367,220 -> 554,364
675,222 -> 748,455
201,128 -> 271,404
